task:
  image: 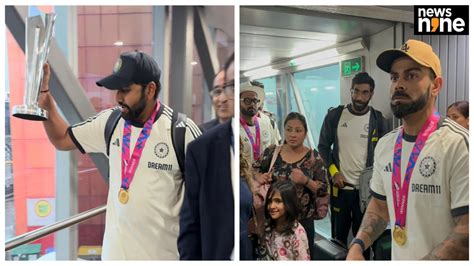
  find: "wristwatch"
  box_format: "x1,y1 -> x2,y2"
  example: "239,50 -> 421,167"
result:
350,238 -> 365,252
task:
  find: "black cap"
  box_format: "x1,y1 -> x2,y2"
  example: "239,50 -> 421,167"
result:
96,50 -> 161,90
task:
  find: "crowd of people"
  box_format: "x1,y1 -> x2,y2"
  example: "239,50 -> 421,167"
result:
240,39 -> 469,261
35,36 -> 468,261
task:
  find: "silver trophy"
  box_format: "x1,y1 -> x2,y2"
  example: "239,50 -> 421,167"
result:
12,13 -> 56,121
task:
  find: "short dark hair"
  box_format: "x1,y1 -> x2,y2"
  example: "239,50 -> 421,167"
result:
448,101 -> 469,118
351,72 -> 375,92
428,69 -> 436,81
264,180 -> 301,235
141,82 -> 160,100
250,80 -> 264,89
284,112 -> 308,133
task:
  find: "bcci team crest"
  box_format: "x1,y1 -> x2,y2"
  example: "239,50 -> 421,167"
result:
154,143 -> 169,158
419,156 -> 437,178
113,58 -> 122,73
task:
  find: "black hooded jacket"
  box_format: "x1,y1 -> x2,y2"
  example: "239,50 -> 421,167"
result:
318,104 -> 389,170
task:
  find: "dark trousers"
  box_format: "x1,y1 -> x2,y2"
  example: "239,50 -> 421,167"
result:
331,188 -> 370,259
372,229 -> 392,260
300,219 -> 316,260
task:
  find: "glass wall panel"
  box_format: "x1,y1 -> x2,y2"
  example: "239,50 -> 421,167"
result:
256,76 -> 278,117
293,63 -> 340,147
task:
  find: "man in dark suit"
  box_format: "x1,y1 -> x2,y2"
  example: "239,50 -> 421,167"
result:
178,56 -> 235,260
199,54 -> 235,132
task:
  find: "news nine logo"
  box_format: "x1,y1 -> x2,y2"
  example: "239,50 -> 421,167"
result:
415,6 -> 469,35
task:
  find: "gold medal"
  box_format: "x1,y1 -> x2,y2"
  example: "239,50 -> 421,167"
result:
393,226 -> 407,246
118,188 -> 129,204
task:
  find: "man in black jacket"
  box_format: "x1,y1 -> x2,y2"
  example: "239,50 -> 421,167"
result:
318,72 -> 388,258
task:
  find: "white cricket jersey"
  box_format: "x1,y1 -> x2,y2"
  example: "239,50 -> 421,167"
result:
68,104 -> 201,260
240,116 -> 276,164
337,108 -> 370,187
370,118 -> 469,260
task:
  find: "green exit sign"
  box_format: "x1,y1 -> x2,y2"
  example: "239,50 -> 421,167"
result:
341,57 -> 364,77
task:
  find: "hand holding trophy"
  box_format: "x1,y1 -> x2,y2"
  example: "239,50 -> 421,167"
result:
12,13 -> 56,121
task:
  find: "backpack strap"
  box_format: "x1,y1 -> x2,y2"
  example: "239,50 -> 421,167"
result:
171,110 -> 187,176
105,107 -> 122,156
104,107 -> 187,178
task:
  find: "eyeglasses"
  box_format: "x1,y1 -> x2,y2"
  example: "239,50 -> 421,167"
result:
210,80 -> 234,98
240,98 -> 261,105
350,88 -> 371,97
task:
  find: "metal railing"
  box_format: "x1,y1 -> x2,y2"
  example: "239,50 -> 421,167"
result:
5,205 -> 106,252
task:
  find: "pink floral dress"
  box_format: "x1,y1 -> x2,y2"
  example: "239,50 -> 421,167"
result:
259,222 -> 310,260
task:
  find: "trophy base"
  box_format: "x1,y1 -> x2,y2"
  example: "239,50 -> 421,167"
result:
12,105 -> 48,121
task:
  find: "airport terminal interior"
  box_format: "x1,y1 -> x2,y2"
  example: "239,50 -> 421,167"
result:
4,5 -> 469,261
5,5 -> 233,260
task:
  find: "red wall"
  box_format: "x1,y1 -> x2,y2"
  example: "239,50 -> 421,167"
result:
8,5 -> 56,255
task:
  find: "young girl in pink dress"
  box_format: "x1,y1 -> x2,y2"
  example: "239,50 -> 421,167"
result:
258,180 -> 310,260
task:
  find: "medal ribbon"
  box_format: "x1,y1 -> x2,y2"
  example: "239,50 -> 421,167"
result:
240,116 -> 261,161
121,102 -> 160,190
392,111 -> 439,228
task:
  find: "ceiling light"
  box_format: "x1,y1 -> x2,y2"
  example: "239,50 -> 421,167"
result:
287,38 -> 366,68
114,41 -> 123,46
243,38 -> 367,79
243,66 -> 279,79
191,61 -> 198,66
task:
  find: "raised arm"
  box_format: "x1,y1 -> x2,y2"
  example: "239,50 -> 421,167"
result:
38,63 -> 76,151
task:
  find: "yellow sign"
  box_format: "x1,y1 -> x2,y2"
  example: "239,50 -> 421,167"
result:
34,200 -> 52,217
78,246 -> 102,256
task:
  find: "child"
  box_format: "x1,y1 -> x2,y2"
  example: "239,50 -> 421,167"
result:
258,181 -> 310,260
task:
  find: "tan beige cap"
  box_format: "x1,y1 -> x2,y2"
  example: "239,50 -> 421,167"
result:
240,81 -> 265,103
376,39 -> 442,77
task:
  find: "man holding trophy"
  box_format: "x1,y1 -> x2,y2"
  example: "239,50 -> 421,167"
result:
32,48 -> 201,258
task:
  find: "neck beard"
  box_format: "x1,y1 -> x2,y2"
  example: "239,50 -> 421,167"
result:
390,87 -> 430,119
351,100 -> 369,113
121,94 -> 148,123
241,108 -> 257,119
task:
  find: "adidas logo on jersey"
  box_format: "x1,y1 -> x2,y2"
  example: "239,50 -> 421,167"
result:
175,121 -> 186,128
384,162 -> 392,172
341,122 -> 348,128
112,138 -> 120,147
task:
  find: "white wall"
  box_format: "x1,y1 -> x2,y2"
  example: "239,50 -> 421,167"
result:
339,27 -> 396,128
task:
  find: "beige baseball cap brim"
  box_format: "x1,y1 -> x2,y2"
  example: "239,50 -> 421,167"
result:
376,39 -> 442,77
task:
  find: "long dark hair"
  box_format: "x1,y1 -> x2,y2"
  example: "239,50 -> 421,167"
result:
264,180 -> 301,235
